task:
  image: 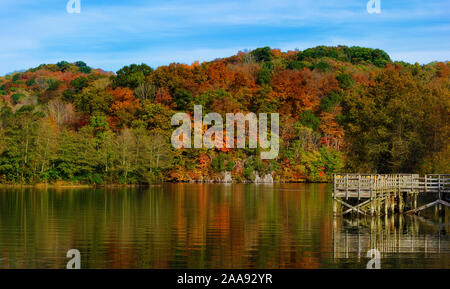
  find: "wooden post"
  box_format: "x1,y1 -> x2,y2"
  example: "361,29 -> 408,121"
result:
333,174 -> 336,199
399,192 -> 404,214
391,195 -> 395,214
370,175 -> 375,216
407,194 -> 412,211
357,174 -> 361,201
413,193 -> 417,209
410,174 -> 413,192
438,175 -> 441,200
384,195 -> 388,215
333,174 -> 340,216
333,199 -> 338,216
345,174 -> 348,200
377,197 -> 381,215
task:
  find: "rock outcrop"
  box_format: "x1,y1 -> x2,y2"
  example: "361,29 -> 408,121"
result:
253,172 -> 274,183
222,171 -> 233,183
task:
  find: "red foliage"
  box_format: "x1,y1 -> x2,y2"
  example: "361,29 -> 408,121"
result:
155,87 -> 175,108
107,87 -> 140,129
270,69 -> 321,116
206,62 -> 233,89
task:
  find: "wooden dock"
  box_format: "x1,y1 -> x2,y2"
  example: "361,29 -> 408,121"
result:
333,174 -> 450,216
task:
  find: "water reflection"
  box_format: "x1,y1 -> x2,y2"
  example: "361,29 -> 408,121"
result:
333,214 -> 450,268
0,184 -> 448,269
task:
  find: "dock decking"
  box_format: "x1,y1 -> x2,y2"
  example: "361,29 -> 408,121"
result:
333,174 -> 450,216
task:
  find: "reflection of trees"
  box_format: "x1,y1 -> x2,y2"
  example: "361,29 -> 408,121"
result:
3,184 -> 447,268
0,184 -> 335,269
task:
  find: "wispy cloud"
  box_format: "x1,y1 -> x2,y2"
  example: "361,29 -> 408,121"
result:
0,0 -> 449,75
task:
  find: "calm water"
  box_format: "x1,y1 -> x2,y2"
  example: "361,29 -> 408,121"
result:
0,183 -> 449,269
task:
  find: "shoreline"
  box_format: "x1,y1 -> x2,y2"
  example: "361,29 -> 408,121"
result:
0,181 -> 331,188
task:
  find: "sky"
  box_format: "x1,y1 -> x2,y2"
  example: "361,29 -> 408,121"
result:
0,0 -> 449,75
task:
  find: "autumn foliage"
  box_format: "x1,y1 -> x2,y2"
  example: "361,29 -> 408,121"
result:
0,46 -> 448,184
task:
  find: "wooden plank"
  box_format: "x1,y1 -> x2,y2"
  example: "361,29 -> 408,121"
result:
406,200 -> 439,214
406,199 -> 449,214
439,199 -> 450,207
336,199 -> 367,215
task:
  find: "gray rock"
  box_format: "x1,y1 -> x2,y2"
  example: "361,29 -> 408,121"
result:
253,172 -> 274,183
222,171 -> 233,183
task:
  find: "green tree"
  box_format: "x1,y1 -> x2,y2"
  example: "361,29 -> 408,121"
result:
112,64 -> 153,89
257,65 -> 272,85
74,86 -> 113,114
251,47 -> 272,62
336,73 -> 354,89
70,76 -> 89,93
0,105 -> 44,182
298,110 -> 320,131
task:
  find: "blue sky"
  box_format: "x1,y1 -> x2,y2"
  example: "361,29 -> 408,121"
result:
1,0 -> 449,75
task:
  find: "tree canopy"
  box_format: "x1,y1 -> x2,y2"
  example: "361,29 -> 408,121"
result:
0,47 -> 447,184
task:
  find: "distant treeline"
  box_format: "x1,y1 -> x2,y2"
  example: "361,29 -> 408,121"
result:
0,45 -> 448,184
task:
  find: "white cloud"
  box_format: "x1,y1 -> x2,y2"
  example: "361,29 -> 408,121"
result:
0,0 -> 449,74
390,50 -> 450,64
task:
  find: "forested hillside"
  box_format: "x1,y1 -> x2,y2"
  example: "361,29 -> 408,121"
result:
0,46 -> 448,184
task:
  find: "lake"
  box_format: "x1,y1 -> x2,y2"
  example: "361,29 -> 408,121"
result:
0,183 -> 449,269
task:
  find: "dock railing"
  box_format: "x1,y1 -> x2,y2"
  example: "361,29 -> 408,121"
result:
333,174 -> 449,216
